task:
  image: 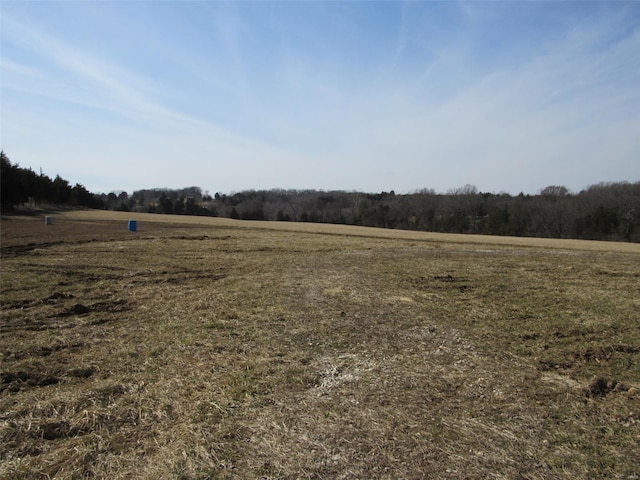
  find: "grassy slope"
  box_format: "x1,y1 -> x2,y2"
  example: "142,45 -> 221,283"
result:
60,209 -> 640,253
1,211 -> 639,479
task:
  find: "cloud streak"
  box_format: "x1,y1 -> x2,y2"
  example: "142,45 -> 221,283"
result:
2,7 -> 317,191
1,2 -> 638,194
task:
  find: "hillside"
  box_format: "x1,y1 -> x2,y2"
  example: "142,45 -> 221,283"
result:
1,211 -> 639,478
3,152 -> 639,242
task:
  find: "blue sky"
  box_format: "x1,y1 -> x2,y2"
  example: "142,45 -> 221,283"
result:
1,1 -> 639,194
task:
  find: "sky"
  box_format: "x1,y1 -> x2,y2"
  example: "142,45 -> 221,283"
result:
1,1 -> 639,195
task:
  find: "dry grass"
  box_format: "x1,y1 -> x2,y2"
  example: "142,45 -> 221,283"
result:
1,211 -> 639,479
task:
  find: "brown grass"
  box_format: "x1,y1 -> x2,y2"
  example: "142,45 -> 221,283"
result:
1,211 -> 639,479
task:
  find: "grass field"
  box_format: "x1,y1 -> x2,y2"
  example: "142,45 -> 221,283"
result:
1,210 -> 639,479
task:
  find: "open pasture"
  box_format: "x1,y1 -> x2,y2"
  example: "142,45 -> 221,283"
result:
1,211 -> 639,479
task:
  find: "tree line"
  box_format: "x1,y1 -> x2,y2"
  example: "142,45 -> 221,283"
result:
2,151 -> 638,242
1,152 -> 103,210
99,182 -> 640,242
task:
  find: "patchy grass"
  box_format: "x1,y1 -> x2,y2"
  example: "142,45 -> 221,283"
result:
1,211 -> 639,479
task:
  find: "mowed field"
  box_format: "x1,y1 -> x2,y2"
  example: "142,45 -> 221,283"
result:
1,210 -> 639,480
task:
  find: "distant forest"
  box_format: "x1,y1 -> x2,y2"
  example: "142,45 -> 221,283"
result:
2,151 -> 639,242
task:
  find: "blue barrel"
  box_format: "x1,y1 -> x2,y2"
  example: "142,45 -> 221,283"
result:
128,220 -> 137,232
45,216 -> 53,225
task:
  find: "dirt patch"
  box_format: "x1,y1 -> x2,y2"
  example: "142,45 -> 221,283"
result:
2,342 -> 85,361
410,274 -> 472,293
67,365 -> 97,379
56,303 -> 91,317
0,241 -> 65,257
0,370 -> 61,392
584,376 -> 623,397
90,298 -> 131,313
572,344 -> 640,362
2,292 -> 76,310
540,344 -> 640,372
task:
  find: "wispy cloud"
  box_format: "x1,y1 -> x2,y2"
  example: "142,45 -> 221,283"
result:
2,2 -> 638,194
1,7 -> 312,186
378,6 -> 638,190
